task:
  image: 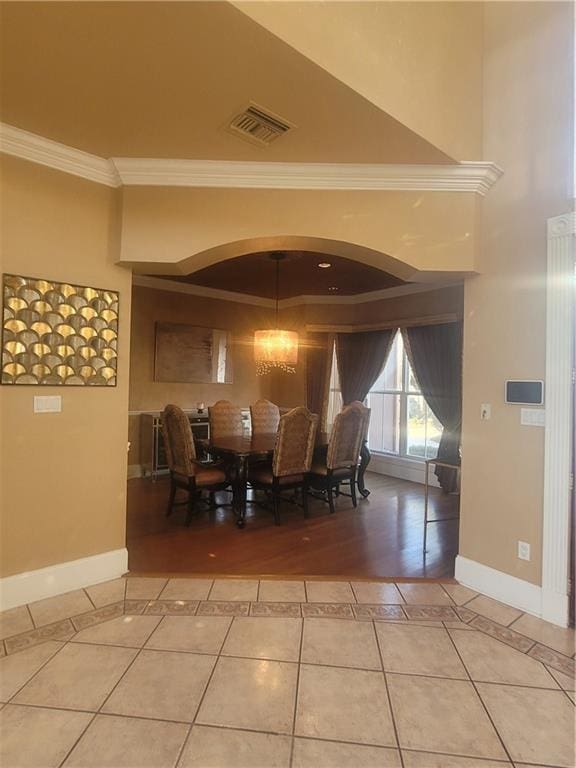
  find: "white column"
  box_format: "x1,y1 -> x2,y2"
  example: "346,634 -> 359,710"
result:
541,212 -> 575,626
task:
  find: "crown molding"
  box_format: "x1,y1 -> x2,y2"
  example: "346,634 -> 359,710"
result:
113,157 -> 502,195
0,123 -> 502,195
0,123 -> 120,188
133,274 -> 461,308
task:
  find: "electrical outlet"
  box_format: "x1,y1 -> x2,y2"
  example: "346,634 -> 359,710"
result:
480,403 -> 491,420
518,541 -> 531,561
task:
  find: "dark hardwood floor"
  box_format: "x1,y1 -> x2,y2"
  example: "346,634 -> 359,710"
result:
126,472 -> 459,579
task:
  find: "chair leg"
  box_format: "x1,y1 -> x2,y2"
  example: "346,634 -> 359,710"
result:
302,483 -> 310,518
186,483 -> 198,526
327,485 -> 336,514
208,491 -> 216,510
350,470 -> 358,508
166,479 -> 176,517
335,483 -> 340,497
273,492 -> 281,525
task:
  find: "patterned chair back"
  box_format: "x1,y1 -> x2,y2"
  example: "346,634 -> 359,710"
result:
272,406 -> 318,478
162,404 -> 196,476
327,402 -> 369,470
348,400 -> 371,443
250,399 -> 281,436
208,400 -> 243,439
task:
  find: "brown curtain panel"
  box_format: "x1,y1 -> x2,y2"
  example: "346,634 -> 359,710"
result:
402,322 -> 463,493
305,332 -> 333,430
336,329 -> 397,404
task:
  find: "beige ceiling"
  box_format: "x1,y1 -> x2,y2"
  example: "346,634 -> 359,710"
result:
0,1 -> 451,164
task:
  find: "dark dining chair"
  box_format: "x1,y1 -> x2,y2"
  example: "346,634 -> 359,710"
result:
248,406 -> 318,525
307,401 -> 368,513
162,404 -> 230,525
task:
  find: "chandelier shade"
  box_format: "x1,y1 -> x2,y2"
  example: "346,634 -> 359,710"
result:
253,252 -> 299,375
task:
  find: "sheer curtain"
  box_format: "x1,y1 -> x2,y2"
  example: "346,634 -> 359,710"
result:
402,322 -> 463,493
336,329 -> 397,404
305,332 -> 334,430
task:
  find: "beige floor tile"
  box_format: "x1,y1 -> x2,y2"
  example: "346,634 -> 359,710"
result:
387,674 -> 507,760
546,665 -> 575,691
305,581 -> 355,603
13,642 -> 137,711
179,725 -> 292,768
197,656 -> 297,734
85,579 -> 126,608
72,615 -> 161,648
28,590 -> 93,627
295,663 -> 396,747
510,613 -> 576,656
125,577 -> 167,600
465,596 -> 522,627
0,704 -> 92,768
64,714 -> 189,768
351,582 -> 404,604
479,683 -> 576,766
376,623 -> 466,679
302,618 -> 381,670
102,649 -> 215,722
159,578 -> 214,601
450,628 -> 559,688
0,605 -> 34,640
209,579 -> 259,601
441,583 -> 478,605
0,640 -> 63,701
293,738 -> 401,767
403,752 -> 511,767
146,615 -> 232,654
222,617 -> 302,662
258,580 -> 306,602
396,583 -> 454,605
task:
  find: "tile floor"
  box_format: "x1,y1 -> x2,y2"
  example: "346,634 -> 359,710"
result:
0,576 -> 574,768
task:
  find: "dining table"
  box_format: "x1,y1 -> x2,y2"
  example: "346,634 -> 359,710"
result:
199,431 -> 372,528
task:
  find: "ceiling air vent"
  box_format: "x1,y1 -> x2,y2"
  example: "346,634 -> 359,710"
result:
228,104 -> 294,147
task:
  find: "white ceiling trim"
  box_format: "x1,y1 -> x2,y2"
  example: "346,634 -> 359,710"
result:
0,123 -> 502,195
113,157 -> 502,194
0,123 -> 120,188
133,274 -> 461,308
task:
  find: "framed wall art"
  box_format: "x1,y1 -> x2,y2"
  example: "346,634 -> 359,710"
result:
2,273 -> 119,386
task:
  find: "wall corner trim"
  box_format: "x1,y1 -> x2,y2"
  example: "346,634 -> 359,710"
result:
0,122 -> 502,195
0,548 -> 128,612
455,555 -> 543,618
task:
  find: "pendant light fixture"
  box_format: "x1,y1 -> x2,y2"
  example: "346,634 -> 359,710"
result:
254,252 -> 298,375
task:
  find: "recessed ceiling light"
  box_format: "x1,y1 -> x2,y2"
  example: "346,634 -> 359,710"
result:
328,286 -> 339,292
317,262 -> 332,269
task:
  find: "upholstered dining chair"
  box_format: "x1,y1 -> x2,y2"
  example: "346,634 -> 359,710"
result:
208,400 -> 243,439
248,406 -> 318,525
308,401 -> 369,513
250,399 -> 280,435
162,404 -> 229,525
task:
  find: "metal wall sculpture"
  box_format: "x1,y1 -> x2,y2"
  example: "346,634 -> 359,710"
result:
2,274 -> 119,386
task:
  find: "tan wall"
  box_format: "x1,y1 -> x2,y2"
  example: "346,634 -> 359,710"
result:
128,285 -> 273,464
0,156 -> 131,578
234,0 -> 483,160
120,186 -> 479,279
459,1 -> 574,585
271,285 -> 463,408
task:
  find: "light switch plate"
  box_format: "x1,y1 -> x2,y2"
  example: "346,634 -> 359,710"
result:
520,408 -> 545,427
34,395 -> 62,413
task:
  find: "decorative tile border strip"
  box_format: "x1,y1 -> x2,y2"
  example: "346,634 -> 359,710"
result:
353,605 -> 405,620
455,606 -> 477,623
528,643 -> 576,678
4,619 -> 75,654
144,600 -> 199,616
72,602 -> 124,631
404,606 -> 458,621
124,600 -> 149,615
469,614 -> 535,653
250,602 -> 301,618
301,603 -> 354,618
197,601 -> 250,616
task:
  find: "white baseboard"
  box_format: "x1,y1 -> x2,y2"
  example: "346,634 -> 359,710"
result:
369,453 -> 440,487
128,464 -> 143,479
0,548 -> 128,612
455,554 -> 543,618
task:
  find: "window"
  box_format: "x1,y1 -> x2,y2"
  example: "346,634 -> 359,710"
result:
327,332 -> 442,460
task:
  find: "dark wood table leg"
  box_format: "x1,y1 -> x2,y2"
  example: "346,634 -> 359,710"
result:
236,455 -> 248,528
358,439 -> 371,498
